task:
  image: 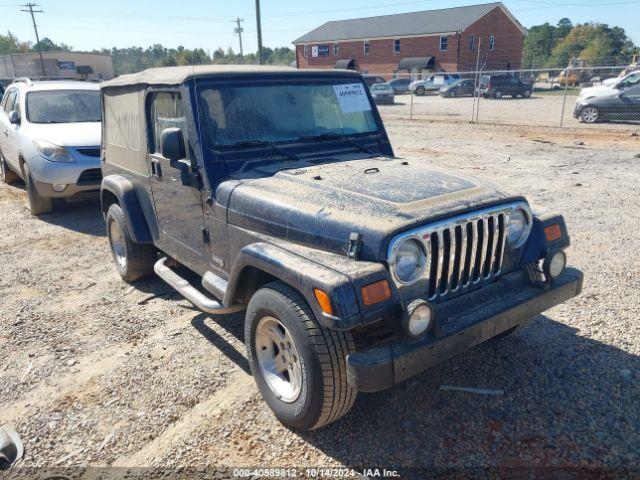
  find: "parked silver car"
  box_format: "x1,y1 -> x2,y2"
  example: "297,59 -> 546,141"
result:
409,74 -> 461,95
0,79 -> 102,214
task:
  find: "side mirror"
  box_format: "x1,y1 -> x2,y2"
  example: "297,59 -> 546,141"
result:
160,127 -> 186,161
8,110 -> 20,125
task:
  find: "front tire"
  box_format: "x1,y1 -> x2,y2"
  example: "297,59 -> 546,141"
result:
245,281 -> 356,430
24,164 -> 53,215
580,106 -> 599,123
106,203 -> 156,282
523,89 -> 532,98
415,86 -> 425,96
0,154 -> 20,185
494,90 -> 503,99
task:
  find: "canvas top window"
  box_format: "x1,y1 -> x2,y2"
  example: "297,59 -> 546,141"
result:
148,91 -> 188,157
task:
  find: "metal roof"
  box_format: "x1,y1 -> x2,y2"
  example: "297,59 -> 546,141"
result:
293,2 -> 525,44
100,64 -> 362,88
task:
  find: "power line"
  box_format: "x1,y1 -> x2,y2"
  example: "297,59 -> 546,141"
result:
20,2 -> 45,77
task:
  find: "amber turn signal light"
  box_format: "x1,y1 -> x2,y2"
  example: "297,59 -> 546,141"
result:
361,280 -> 392,306
314,288 -> 333,316
545,224 -> 562,242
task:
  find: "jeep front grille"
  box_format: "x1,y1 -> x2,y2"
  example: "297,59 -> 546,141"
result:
425,212 -> 507,299
388,202 -> 530,301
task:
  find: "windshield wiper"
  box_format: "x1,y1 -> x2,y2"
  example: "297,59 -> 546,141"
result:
296,133 -> 378,156
215,140 -> 299,161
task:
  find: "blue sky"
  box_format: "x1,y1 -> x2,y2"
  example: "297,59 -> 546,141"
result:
1,0 -> 638,53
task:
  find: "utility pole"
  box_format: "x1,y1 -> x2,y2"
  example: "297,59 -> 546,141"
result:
21,3 -> 46,78
254,0 -> 263,64
233,17 -> 244,59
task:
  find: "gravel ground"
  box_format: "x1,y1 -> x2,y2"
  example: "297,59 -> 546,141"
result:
381,92 -> 640,130
1,118 -> 639,478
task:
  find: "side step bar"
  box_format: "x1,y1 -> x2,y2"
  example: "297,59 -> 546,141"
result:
154,257 -> 244,314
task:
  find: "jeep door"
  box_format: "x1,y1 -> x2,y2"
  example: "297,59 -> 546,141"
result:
146,90 -> 208,263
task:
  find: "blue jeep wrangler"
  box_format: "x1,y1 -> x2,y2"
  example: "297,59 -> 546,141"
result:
100,66 -> 582,430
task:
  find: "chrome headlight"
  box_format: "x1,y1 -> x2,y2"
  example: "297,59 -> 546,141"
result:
392,238 -> 427,284
507,207 -> 532,248
33,140 -> 75,163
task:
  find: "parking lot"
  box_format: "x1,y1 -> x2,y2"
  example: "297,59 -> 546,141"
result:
379,91 -> 639,130
1,116 -> 639,476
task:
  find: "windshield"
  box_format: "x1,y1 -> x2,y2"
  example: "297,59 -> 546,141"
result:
197,81 -> 379,147
26,90 -> 101,124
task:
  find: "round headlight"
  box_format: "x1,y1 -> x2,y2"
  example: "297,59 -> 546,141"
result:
393,238 -> 427,284
507,208 -> 530,248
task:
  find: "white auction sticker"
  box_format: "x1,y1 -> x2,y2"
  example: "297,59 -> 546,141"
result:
333,83 -> 371,114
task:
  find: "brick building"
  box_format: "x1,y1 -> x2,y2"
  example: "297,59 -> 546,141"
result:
293,2 -> 526,78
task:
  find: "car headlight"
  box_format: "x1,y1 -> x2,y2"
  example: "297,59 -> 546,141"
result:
392,238 -> 427,284
507,208 -> 531,248
33,140 -> 75,163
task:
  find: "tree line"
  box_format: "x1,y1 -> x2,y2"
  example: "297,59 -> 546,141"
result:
522,18 -> 638,68
0,32 -> 294,74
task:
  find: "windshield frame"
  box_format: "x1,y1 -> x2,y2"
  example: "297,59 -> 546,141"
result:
193,75 -> 385,151
25,89 -> 101,124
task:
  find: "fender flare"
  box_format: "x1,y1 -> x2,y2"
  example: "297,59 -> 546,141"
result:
225,242 -> 363,330
101,174 -> 154,244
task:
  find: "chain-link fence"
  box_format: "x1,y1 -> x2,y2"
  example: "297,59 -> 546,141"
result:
368,65 -> 640,130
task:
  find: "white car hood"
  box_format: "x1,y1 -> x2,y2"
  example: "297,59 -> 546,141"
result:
25,121 -> 101,147
579,85 -> 617,99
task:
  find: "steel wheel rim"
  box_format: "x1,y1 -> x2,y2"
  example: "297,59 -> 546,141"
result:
582,107 -> 598,123
109,220 -> 127,268
495,91 -> 502,99
255,316 -> 303,403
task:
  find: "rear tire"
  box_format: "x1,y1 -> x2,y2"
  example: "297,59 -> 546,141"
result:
523,89 -> 532,98
106,203 -> 156,282
0,154 -> 20,185
415,86 -> 425,96
494,90 -> 503,99
245,281 -> 356,430
24,164 -> 53,215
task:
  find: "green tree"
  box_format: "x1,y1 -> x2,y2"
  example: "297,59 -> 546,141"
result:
0,31 -> 22,54
32,37 -> 72,52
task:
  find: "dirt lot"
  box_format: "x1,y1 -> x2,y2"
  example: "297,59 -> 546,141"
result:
1,118 -> 639,478
382,92 -> 640,130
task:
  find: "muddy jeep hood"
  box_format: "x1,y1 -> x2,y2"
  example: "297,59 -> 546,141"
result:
227,157 -> 518,260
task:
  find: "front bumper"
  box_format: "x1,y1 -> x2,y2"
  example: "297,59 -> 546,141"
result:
346,267 -> 583,392
34,181 -> 100,198
573,103 -> 584,118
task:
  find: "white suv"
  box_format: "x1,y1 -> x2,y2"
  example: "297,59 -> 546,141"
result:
0,79 -> 101,215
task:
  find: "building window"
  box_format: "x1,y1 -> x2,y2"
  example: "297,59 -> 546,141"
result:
303,45 -> 308,58
489,35 -> 495,51
363,41 -> 370,54
469,35 -> 475,50
334,43 -> 339,55
439,35 -> 448,51
394,39 -> 401,53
